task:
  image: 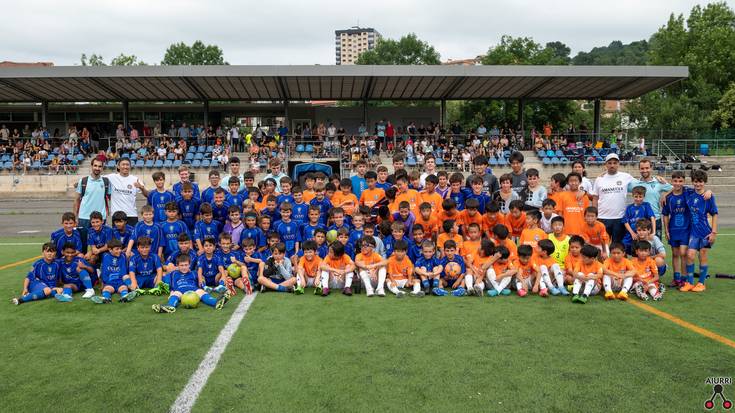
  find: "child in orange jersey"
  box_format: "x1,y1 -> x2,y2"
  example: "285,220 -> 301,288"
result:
506,200 -> 527,241
581,206 -> 610,259
564,236 -> 585,285
437,219 -> 464,258
359,171 -> 386,210
631,240 -> 664,301
486,245 -> 516,297
518,210 -> 547,253
296,240 -> 322,291
536,239 -> 569,297
482,201 -> 508,240
571,244 -> 603,304
462,223 -> 483,265
459,198 -> 485,240
514,245 -> 540,297
355,236 -> 388,297
386,239 -> 424,297
465,239 -> 498,296
318,241 -> 356,297
492,224 -> 518,260
437,198 -> 460,226
420,174 -> 443,213
415,202 -> 439,240
602,242 -> 636,301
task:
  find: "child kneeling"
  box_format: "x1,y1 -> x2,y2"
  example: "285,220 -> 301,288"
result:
152,254 -> 230,313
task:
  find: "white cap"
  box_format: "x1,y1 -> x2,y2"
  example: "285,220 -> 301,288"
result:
604,153 -> 619,162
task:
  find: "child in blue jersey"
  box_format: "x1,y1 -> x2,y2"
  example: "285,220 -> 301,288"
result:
300,206 -> 324,242
194,203 -> 222,255
200,170 -> 221,205
447,173 -> 466,211
56,242 -> 96,301
225,176 -> 246,212
261,195 -> 282,224
635,219 -> 667,280
241,212 -> 265,251
309,183 -> 332,226
164,233 -> 198,280
623,186 -> 656,253
172,166 -> 200,200
336,228 -> 355,261
11,243 -> 62,305
661,171 -> 691,287
178,182 -> 201,231
51,212 -> 83,258
128,235 -> 164,294
152,254 -> 230,313
91,239 -> 137,304
233,238 -> 263,293
291,186 -> 309,226
261,232 -> 281,261
384,222 -> 410,259
681,170 -> 718,292
111,211 -> 135,257
259,215 -> 273,245
129,205 -> 163,259
160,201 -> 190,259
466,176 -> 492,214
391,202 -> 415,240
414,240 -> 444,295
211,188 -> 231,225
347,213 -> 366,250
197,238 -> 227,293
408,225 -> 425,263
439,240 -> 467,296
276,177 -> 295,206
274,202 -> 301,260
216,233 -> 243,270
257,243 -> 296,293
327,207 -> 351,233
310,229 -> 329,259
85,211 -> 114,265
147,171 -> 176,223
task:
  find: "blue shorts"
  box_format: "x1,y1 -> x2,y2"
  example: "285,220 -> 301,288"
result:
443,277 -> 459,286
105,280 -> 126,291
137,276 -> 156,289
29,282 -> 52,296
688,236 -> 712,250
203,277 -> 218,287
173,285 -> 197,294
668,234 -> 689,248
268,277 -> 284,285
63,279 -> 85,291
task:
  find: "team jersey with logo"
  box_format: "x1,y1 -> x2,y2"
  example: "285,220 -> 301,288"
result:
129,253 -> 162,279
27,258 -> 60,288
147,190 -> 176,223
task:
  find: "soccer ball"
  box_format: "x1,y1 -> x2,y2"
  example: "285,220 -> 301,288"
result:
445,262 -> 462,278
326,229 -> 338,243
181,292 -> 200,309
227,263 -> 241,278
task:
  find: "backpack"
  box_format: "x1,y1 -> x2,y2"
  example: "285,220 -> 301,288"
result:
78,176 -> 111,211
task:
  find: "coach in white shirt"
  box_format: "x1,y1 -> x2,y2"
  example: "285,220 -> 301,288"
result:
591,153 -> 633,243
106,157 -> 144,225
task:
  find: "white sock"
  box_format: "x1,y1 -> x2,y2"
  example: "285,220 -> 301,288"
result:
583,279 -> 595,296
552,264 -> 565,288
320,271 -> 329,289
344,272 -> 353,288
359,271 -> 374,294
464,274 -> 474,289
412,282 -> 421,293
648,284 -> 657,296
377,268 -> 386,291
497,277 -> 511,291
515,280 -> 523,291
572,278 -> 582,295
542,272 -> 554,290
603,275 -> 612,293
622,277 -> 633,292
386,281 -> 399,295
487,269 -> 501,291
475,281 -> 485,291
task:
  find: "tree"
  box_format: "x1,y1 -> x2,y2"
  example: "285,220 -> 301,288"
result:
355,33 -> 440,65
572,40 -> 649,65
161,41 -> 227,65
80,53 -> 146,66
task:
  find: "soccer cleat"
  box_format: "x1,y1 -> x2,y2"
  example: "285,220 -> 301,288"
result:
634,283 -> 645,298
353,281 -> 362,295
501,289 -> 511,296
215,294 -> 229,310
474,285 -> 484,297
242,276 -> 253,295
56,293 -> 73,303
342,287 -> 353,296
396,291 -> 406,298
158,282 -> 170,295
616,291 -> 629,301
691,283 -> 706,292
214,284 -> 227,294
432,287 -> 448,296
314,285 -> 323,295
203,285 -> 214,293
539,288 -> 549,298
376,288 -> 386,297
409,290 -> 425,298
423,285 -> 431,295
90,295 -> 109,304
559,287 -> 570,296
604,291 -> 615,301
11,297 -> 21,305
123,290 -> 138,303
652,289 -> 664,301
578,295 -> 588,304
550,287 -> 560,296
152,304 -> 176,313
668,279 -> 682,288
487,290 -> 499,297
366,290 -> 375,297
224,277 -> 237,296
566,284 -> 574,293
517,289 -> 527,297
294,285 -> 305,295
259,284 -> 266,294
451,287 -> 466,297
82,289 -> 96,299
679,282 -> 694,292
571,294 -> 581,303
321,287 -> 330,296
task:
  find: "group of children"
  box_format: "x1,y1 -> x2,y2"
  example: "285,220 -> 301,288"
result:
12,157 -> 718,311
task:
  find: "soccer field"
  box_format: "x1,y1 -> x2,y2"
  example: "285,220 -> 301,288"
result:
2,236 -> 734,412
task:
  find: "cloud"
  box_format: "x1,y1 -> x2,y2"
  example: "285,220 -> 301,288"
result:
1,0 -> 703,65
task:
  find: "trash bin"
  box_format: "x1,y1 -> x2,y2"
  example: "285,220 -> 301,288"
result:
700,143 -> 710,156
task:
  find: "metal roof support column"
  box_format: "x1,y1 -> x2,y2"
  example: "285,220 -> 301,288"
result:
203,100 -> 209,129
41,101 -> 48,128
283,100 -> 290,134
517,99 -> 525,137
593,98 -> 601,139
440,99 -> 447,128
363,98 -> 368,126
122,100 -> 129,131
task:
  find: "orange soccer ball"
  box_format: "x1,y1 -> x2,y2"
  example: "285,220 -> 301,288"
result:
444,262 -> 462,278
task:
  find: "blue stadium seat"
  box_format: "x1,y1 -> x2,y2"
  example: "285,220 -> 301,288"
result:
489,158 -> 498,166
305,144 -> 313,153
2,161 -> 11,170
76,154 -> 84,162
154,160 -> 163,168
130,153 -> 137,161
185,152 -> 194,161
201,159 -> 211,168
106,160 -> 116,169
206,146 -> 213,153
546,150 -> 555,158
163,160 -> 173,168
435,157 -> 444,166
559,157 -> 569,165
555,150 -> 564,157
537,150 -> 546,158
173,159 -> 182,168
135,160 -> 144,168
406,158 -> 417,167
192,159 -> 201,168
296,144 -> 305,153
542,158 -> 551,166
189,145 -> 198,153
167,153 -> 175,161
551,157 -> 560,165
498,157 -> 508,166
194,153 -> 204,160
1,154 -> 9,162
197,145 -> 206,153
145,160 -> 154,168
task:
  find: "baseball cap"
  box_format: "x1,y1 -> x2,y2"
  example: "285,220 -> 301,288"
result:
604,153 -> 620,162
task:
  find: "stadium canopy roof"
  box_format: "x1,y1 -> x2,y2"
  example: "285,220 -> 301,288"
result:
0,65 -> 688,103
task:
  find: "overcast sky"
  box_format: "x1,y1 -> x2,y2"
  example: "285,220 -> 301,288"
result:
3,0 -> 708,65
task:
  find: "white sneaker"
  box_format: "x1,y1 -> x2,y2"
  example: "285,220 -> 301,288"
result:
376,288 -> 386,297
82,289 -> 95,299
366,290 -> 375,297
